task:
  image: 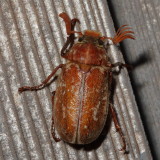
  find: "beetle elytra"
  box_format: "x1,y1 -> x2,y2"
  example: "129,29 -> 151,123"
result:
19,12 -> 134,153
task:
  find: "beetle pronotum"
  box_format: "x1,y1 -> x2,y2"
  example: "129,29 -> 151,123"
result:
19,12 -> 134,153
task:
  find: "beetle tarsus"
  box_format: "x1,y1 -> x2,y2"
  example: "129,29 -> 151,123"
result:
51,125 -> 61,142
110,105 -> 128,153
18,64 -> 63,93
18,87 -> 25,93
18,84 -> 44,93
51,126 -> 61,142
119,136 -> 128,154
59,12 -> 82,36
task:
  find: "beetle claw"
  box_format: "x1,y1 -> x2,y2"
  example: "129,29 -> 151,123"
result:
51,130 -> 61,142
18,88 -> 23,93
52,136 -> 61,142
18,87 -> 27,93
119,146 -> 129,154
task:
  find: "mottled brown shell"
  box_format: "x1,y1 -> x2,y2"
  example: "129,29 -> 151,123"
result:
54,62 -> 110,144
63,42 -> 108,66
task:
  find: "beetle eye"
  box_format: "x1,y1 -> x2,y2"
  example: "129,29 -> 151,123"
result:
78,36 -> 84,42
98,39 -> 104,45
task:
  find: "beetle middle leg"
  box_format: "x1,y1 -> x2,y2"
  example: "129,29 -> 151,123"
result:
111,62 -> 132,70
107,62 -> 132,75
51,91 -> 61,142
18,64 -> 64,93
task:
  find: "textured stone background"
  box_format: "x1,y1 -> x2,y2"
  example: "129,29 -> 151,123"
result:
0,0 -> 154,159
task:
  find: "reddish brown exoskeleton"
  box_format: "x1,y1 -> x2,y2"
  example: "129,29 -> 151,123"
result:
19,12 -> 135,153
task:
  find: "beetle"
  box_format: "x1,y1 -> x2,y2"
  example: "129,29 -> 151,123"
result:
19,12 -> 134,152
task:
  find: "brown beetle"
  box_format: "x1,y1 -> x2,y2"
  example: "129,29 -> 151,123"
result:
19,12 -> 134,152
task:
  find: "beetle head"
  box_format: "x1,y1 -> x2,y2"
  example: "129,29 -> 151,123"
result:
78,30 -> 105,47
62,30 -> 109,66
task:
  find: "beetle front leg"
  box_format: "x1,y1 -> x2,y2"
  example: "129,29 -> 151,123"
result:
61,16 -> 80,56
51,91 -> 61,142
18,64 -> 64,93
110,105 -> 128,154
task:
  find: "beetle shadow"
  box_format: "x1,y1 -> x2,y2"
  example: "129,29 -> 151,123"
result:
128,51 -> 152,70
126,51 -> 153,93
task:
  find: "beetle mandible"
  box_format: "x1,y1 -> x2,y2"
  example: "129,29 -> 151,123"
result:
19,12 -> 134,152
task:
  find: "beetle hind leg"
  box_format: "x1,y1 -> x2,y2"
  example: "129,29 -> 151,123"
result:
110,105 -> 128,154
51,91 -> 61,142
107,62 -> 132,74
